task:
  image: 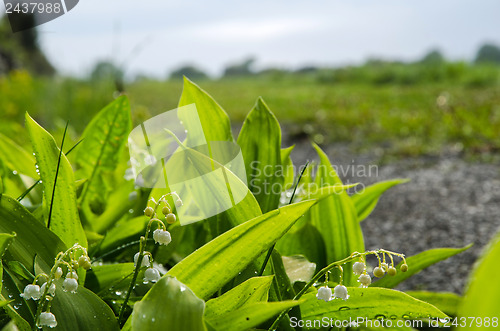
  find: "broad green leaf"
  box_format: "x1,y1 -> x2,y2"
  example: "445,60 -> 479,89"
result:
95,216 -> 148,254
92,181 -> 136,233
1,267 -> 33,331
307,144 -> 364,286
282,255 -> 316,285
276,223 -> 326,270
0,232 -> 15,257
0,195 -> 66,272
84,263 -> 134,294
300,287 -> 447,323
131,276 -> 206,331
405,291 -> 461,316
179,77 -> 233,143
167,201 -> 316,300
205,276 -> 273,318
48,279 -> 120,331
352,179 -> 409,222
371,244 -> 472,289
7,261 -> 34,282
76,96 -> 132,213
25,113 -> 87,249
268,250 -> 295,302
0,133 -> 38,178
280,146 -> 295,193
237,97 -> 283,213
458,230 -> 500,329
205,300 -> 304,331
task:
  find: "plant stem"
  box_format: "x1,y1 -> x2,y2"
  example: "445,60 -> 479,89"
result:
258,162 -> 309,276
268,249 -> 405,330
117,195 -> 172,326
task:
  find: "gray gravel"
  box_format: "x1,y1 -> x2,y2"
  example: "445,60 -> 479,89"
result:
286,138 -> 500,295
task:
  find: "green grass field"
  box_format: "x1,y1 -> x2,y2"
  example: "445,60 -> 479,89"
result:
1,70 -> 499,159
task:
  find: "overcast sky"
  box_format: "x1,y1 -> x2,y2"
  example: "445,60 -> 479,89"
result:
5,0 -> 500,78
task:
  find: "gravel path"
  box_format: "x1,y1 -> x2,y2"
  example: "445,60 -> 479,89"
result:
286,138 -> 500,294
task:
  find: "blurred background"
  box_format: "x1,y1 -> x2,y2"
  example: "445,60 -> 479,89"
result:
0,1 -> 499,293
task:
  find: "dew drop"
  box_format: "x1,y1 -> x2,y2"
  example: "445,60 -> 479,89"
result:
402,314 -> 411,320
339,306 -> 350,311
375,314 -> 386,320
12,170 -> 18,175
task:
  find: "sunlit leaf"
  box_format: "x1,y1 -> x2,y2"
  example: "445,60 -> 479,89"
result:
0,133 -> 37,178
300,287 -> 447,323
458,230 -> 500,329
352,179 -> 409,222
205,276 -> 273,318
167,201 -> 316,300
179,77 -> 233,143
405,291 -> 461,316
25,113 -> 87,249
305,144 -> 364,286
237,97 -> 283,212
282,255 -> 316,285
206,300 -> 303,331
131,276 -> 206,331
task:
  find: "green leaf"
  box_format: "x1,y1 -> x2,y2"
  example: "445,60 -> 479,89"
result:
131,276 -> 206,331
458,230 -> 500,329
0,133 -> 38,178
84,263 -> 134,294
25,113 -> 87,249
352,179 -> 409,222
205,300 -> 303,331
167,201 -> 316,300
276,223 -> 326,271
179,77 -> 233,143
7,261 -> 34,282
306,144 -> 364,286
282,255 -> 316,285
76,96 -> 132,213
0,195 -> 66,273
205,276 -> 273,318
300,287 -> 447,323
237,97 -> 283,213
0,232 -> 16,257
48,279 -> 120,331
1,267 -> 33,331
280,146 -> 295,193
405,291 -> 461,316
371,244 -> 472,289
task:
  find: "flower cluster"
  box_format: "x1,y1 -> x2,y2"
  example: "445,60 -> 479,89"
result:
316,249 -> 408,302
135,193 -> 182,284
353,250 -> 408,288
21,244 -> 90,329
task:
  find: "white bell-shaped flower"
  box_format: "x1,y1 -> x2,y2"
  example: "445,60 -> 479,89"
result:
40,282 -> 56,297
144,268 -> 161,283
316,286 -> 333,302
153,229 -> 172,246
358,274 -> 371,287
134,252 -> 150,267
333,284 -> 349,300
63,278 -> 78,293
66,271 -> 78,281
352,262 -> 365,275
39,312 -> 57,328
21,284 -> 41,300
54,267 -> 63,280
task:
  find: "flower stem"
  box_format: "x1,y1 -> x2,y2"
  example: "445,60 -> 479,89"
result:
268,249 -> 404,330
117,195 -> 171,326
